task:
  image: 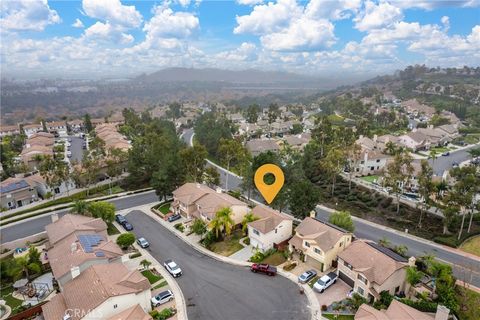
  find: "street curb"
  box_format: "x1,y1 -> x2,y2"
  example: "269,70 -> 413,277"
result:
142,205 -> 320,320
113,219 -> 189,320
316,204 -> 480,263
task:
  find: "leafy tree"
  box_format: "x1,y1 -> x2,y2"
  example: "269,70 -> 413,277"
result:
191,219 -> 207,236
106,148 -> 128,193
346,143 -> 362,191
71,200 -> 89,216
468,147 -> 480,158
288,180 -> 320,218
116,232 -> 135,249
321,148 -> 346,196
82,154 -> 101,196
84,113 -> 93,133
167,102 -> 182,121
311,116 -> 333,157
15,256 -> 41,279
267,103 -> 280,124
38,155 -> 65,199
179,144 -> 207,183
194,112 -> 232,157
328,211 -> 355,232
209,207 -> 234,239
203,167 -> 220,187
241,212 -> 259,233
417,160 -> 433,228
378,237 -> 391,247
245,104 -> 260,123
218,138 -> 249,190
28,246 -> 41,265
151,157 -> 185,201
290,123 -> 303,134
88,201 -> 115,224
383,150 -> 414,213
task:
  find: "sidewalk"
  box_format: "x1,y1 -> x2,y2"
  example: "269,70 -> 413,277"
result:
138,204 -> 321,320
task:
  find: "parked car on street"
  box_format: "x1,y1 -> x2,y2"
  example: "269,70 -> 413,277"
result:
136,237 -> 149,248
168,214 -> 181,223
442,152 -> 450,156
250,263 -> 277,276
151,290 -> 174,307
115,214 -> 127,225
313,272 -> 337,293
122,222 -> 133,231
164,259 -> 182,278
298,270 -> 317,284
452,162 -> 459,168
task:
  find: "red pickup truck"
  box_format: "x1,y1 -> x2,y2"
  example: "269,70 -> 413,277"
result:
250,263 -> 277,276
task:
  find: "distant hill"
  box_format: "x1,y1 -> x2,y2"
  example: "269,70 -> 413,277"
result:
134,67 -> 317,84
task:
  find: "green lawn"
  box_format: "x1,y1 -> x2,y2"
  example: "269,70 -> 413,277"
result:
465,135 -> 479,144
261,252 -> 286,266
459,235 -> 480,257
107,223 -> 120,235
456,286 -> 480,320
208,231 -> 244,257
430,146 -> 451,153
323,314 -> 355,320
360,175 -> 379,184
141,270 -> 163,284
158,202 -> 172,215
0,286 -> 23,313
153,280 -> 168,290
309,276 -> 320,288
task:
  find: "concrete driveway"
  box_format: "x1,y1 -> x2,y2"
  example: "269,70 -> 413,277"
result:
125,210 -> 309,320
314,279 -> 352,308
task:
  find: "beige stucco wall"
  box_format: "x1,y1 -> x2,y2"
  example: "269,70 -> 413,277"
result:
248,219 -> 292,252
82,290 -> 151,320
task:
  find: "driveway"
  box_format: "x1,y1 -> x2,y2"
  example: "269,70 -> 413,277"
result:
314,279 -> 351,308
125,210 -> 309,320
229,245 -> 254,262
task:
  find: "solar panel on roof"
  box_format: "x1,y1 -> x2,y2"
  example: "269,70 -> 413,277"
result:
0,180 -> 30,193
95,251 -> 105,257
367,242 -> 408,262
78,234 -> 104,253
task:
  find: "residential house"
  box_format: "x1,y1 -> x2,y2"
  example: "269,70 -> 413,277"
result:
42,264 -> 151,320
0,178 -> 39,209
350,149 -> 391,176
46,121 -> 68,136
238,123 -> 260,137
281,133 -> 311,151
270,121 -> 291,136
26,132 -> 55,147
23,123 -> 43,137
337,240 -> 411,302
376,135 -> 400,152
107,305 -> 152,320
437,124 -> 460,139
46,213 -> 108,247
96,124 -> 131,152
20,132 -> 55,170
246,139 -> 280,156
415,127 -> 450,146
68,119 -> 84,132
91,118 -> 106,127
228,113 -> 245,124
289,216 -> 352,272
0,125 -> 20,137
397,131 -> 428,151
21,173 -> 73,197
356,136 -> 376,151
172,183 -> 250,224
355,300 -> 450,320
247,205 -> 293,252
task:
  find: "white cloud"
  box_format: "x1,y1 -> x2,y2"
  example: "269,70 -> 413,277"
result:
72,18 -> 85,28
354,1 -> 403,31
84,21 -> 134,44
143,6 -> 199,39
261,17 -> 335,51
82,0 -> 142,28
305,0 -> 362,20
1,0 -> 61,31
236,0 -> 264,5
234,0 -> 302,35
216,42 -> 257,61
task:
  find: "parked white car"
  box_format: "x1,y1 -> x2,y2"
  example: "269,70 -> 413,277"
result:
164,259 -> 182,278
313,272 -> 337,293
151,290 -> 174,307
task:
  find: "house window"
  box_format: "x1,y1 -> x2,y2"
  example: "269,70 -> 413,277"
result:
376,159 -> 380,163
275,229 -> 278,234
370,167 -> 374,170
252,229 -> 260,236
344,261 -> 352,270
314,248 -> 321,254
339,242 -> 343,247
360,161 -> 364,164
113,304 -> 117,309
304,242 -> 310,247
357,287 -> 364,295
358,274 -> 367,285
54,187 -> 60,194
395,286 -> 400,293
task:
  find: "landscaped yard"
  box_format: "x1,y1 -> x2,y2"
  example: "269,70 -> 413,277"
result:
0,286 -> 23,314
261,252 -> 286,266
459,235 -> 480,257
430,146 -> 451,153
323,314 -> 355,320
360,175 -> 379,184
158,202 -> 172,215
153,280 -> 168,290
107,223 -> 120,235
208,230 -> 244,256
456,286 -> 480,320
141,270 -> 163,284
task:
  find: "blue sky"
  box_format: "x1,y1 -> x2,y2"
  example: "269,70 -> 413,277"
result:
1,0 -> 479,79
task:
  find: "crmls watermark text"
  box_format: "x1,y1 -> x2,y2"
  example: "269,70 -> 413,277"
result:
65,309 -> 103,318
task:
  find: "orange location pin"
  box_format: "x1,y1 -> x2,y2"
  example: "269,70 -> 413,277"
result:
254,164 -> 285,204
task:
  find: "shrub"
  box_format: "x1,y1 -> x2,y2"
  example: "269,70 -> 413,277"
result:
244,238 -> 250,245
399,298 -> 437,312
129,252 -> 142,259
156,308 -> 174,320
174,223 -> 184,233
201,231 -> 216,247
250,250 -> 265,263
282,261 -> 297,271
433,236 -> 458,248
191,219 -> 207,235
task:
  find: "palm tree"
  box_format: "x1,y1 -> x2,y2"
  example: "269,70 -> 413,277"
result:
70,200 -> 89,216
140,259 -> 151,270
241,212 -> 259,233
378,237 -> 391,248
385,141 -> 397,155
15,256 -> 40,280
429,149 -> 438,167
209,207 -> 235,239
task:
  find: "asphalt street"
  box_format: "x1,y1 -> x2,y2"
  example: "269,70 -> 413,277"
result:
126,210 -> 309,320
424,144 -> 477,176
69,136 -> 85,163
0,191 -> 158,243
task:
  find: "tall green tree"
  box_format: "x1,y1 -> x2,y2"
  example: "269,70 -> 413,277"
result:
209,207 -> 234,239
194,112 -> 232,156
241,212 -> 259,233
218,138 -> 249,190
203,167 -> 220,187
180,144 -> 207,183
321,148 -> 346,196
245,104 -> 260,123
267,103 -> 280,125
84,113 -> 93,133
105,148 -> 128,194
88,201 -> 115,224
71,200 -> 89,216
167,102 -> 182,121
288,180 -> 320,218
417,160 -> 434,228
383,150 -> 414,213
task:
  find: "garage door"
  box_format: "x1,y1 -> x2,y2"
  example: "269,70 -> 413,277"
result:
339,271 -> 355,288
306,256 -> 324,272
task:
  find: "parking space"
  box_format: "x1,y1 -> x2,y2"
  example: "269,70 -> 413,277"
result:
314,279 -> 351,308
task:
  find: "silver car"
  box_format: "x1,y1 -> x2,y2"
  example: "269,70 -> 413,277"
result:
298,269 -> 317,284
164,259 -> 182,278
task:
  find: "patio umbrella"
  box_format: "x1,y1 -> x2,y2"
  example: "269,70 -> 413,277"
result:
13,278 -> 28,289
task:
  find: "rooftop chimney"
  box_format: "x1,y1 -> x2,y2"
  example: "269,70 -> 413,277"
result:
408,256 -> 416,267
70,242 -> 77,253
309,210 -> 316,218
70,266 -> 80,279
434,305 -> 450,320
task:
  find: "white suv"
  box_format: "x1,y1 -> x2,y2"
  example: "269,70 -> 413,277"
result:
164,259 -> 182,278
151,290 -> 174,307
313,272 -> 337,293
